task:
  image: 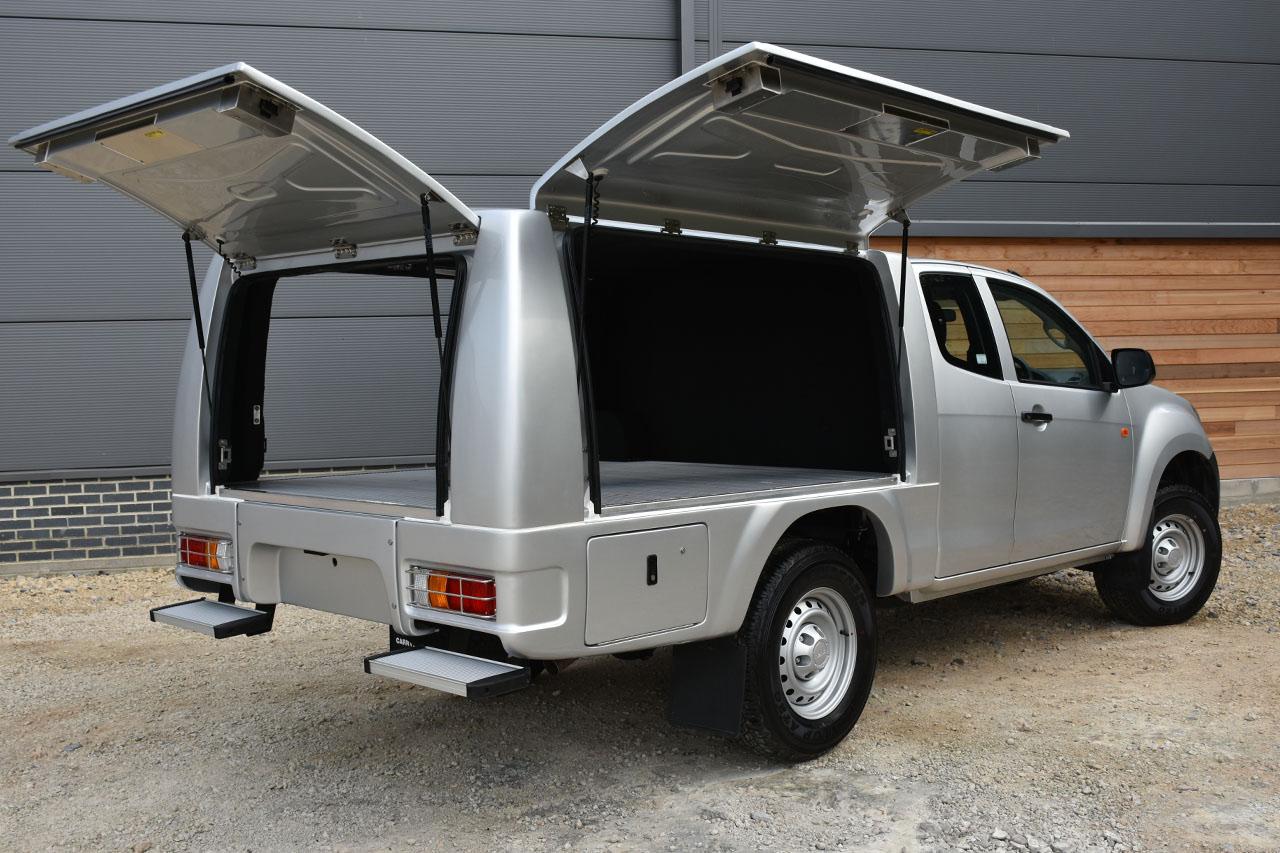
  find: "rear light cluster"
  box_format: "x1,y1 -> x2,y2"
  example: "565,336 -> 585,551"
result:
407,566 -> 496,618
179,534 -> 234,574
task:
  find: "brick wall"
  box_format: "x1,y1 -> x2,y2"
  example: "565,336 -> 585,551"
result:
0,475 -> 175,572
0,465 -> 414,575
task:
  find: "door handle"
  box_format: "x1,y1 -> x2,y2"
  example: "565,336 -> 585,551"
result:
1021,411 -> 1053,424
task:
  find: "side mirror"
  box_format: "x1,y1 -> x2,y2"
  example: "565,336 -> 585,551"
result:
1112,347 -> 1156,389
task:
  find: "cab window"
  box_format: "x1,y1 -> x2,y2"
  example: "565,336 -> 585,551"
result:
920,272 -> 1002,380
988,281 -> 1100,388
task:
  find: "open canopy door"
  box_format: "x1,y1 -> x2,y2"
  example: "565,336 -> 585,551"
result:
10,63 -> 478,265
533,43 -> 1068,248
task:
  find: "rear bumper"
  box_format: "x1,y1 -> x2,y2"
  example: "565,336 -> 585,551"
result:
172,493 -> 706,660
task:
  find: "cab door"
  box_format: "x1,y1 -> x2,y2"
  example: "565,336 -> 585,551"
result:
980,274 -> 1133,562
918,267 -> 1018,576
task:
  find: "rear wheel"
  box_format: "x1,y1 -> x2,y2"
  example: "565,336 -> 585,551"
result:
1094,485 -> 1220,626
739,542 -> 876,761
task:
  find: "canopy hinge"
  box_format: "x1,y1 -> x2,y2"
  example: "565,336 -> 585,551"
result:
662,218 -> 682,236
331,239 -> 357,260
760,230 -> 777,246
844,241 -> 860,255
450,223 -> 478,246
229,253 -> 257,271
547,205 -> 570,231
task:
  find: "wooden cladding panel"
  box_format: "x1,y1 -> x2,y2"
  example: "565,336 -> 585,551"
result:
871,237 -> 1280,481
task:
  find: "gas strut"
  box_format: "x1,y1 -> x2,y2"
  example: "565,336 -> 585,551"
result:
579,172 -> 604,514
892,209 -> 911,372
181,230 -> 213,409
420,193 -> 445,361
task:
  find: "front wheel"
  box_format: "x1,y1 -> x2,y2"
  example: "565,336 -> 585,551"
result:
1094,485 -> 1221,626
739,542 -> 876,761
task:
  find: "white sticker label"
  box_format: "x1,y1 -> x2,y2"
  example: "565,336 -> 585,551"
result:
976,353 -> 988,364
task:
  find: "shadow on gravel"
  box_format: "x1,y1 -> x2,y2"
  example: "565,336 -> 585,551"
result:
229,570 -> 1118,821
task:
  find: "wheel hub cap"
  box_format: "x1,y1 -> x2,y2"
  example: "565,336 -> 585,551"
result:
778,588 -> 857,720
1148,514 -> 1204,602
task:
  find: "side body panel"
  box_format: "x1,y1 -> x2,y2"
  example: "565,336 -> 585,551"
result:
390,478 -> 935,659
448,210 -> 585,529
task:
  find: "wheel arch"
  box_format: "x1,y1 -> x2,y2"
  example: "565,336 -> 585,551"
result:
1120,390 -> 1218,551
767,504 -> 896,598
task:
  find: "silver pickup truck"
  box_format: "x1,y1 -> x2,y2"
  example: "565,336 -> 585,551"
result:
12,44 -> 1221,760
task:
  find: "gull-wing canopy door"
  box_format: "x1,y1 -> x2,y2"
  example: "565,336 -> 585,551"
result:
533,43 -> 1067,248
9,63 -> 477,265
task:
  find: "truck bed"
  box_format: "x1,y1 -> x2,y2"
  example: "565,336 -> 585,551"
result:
222,462 -> 892,519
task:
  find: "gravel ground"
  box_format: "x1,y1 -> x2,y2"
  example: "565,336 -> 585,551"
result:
2,505 -> 1277,853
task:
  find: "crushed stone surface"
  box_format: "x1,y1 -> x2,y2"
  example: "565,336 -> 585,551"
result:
2,504 -> 1277,852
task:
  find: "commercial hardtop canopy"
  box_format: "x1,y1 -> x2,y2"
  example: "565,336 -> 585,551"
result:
532,42 -> 1068,249
9,63 -> 478,266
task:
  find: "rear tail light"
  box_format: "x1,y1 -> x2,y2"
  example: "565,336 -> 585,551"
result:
407,566 -> 495,618
179,533 -> 234,574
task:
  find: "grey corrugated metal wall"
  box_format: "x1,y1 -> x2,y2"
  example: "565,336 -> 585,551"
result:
2,1 -> 1277,478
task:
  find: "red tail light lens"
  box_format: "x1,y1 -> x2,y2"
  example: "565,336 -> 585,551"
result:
178,534 -> 233,573
410,568 -> 496,617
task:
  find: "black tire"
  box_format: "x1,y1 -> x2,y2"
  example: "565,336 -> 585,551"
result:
1094,485 -> 1221,626
739,542 -> 876,761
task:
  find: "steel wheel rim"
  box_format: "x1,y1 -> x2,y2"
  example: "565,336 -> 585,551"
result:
1148,513 -> 1204,602
778,586 -> 857,720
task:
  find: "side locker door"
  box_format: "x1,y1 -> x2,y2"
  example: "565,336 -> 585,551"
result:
918,268 -> 1018,577
981,275 -> 1134,561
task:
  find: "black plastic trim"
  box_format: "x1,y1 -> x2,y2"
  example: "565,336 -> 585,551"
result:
435,258 -> 469,516
465,666 -> 530,699
563,227 -> 604,514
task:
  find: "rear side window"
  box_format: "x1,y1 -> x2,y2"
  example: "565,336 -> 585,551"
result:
920,272 -> 1002,380
988,280 -> 1100,388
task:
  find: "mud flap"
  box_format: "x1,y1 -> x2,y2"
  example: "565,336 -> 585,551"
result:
667,635 -> 746,737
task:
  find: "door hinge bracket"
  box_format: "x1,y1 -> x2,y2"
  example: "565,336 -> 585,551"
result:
450,222 -> 478,246
332,239 -> 357,260
547,205 -> 570,230
662,218 -> 682,236
218,439 -> 233,470
883,428 -> 898,458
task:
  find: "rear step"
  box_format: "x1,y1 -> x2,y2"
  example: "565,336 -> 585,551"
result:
150,598 -> 275,639
364,647 -> 529,699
